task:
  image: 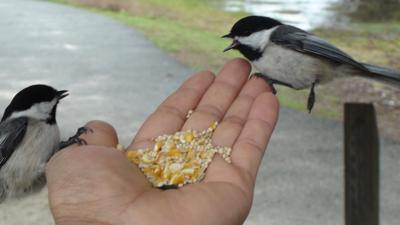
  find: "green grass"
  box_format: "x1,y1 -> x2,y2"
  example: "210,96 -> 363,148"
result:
47,0 -> 400,119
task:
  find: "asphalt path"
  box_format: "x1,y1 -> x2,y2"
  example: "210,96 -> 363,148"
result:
0,1 -> 399,225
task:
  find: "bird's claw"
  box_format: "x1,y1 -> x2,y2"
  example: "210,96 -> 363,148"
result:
76,126 -> 93,136
249,72 -> 264,80
58,126 -> 93,150
270,84 -> 277,95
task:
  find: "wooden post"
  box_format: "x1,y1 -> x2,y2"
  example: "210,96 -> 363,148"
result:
344,103 -> 379,225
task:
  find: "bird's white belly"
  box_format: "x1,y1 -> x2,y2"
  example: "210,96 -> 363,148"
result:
253,43 -> 335,89
0,120 -> 60,198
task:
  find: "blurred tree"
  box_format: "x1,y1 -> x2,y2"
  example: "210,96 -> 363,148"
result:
343,0 -> 400,21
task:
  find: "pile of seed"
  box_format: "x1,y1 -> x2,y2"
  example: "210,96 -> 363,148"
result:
124,121 -> 232,188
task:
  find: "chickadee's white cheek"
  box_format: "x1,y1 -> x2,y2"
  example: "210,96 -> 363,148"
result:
238,28 -> 277,50
38,99 -> 57,114
9,99 -> 58,120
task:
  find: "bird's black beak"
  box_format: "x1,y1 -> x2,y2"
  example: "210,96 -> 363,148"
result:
57,90 -> 69,100
222,33 -> 239,52
221,33 -> 233,39
223,40 -> 240,52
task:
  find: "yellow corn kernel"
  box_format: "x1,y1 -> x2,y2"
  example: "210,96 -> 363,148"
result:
186,149 -> 195,161
126,150 -> 138,159
153,167 -> 162,177
210,121 -> 218,130
197,138 -> 205,145
154,141 -> 163,151
116,144 -> 125,151
142,154 -> 155,163
200,151 -> 211,159
164,140 -> 176,150
156,152 -> 166,162
170,173 -> 185,185
184,132 -> 194,142
169,163 -> 183,173
142,167 -> 153,174
168,149 -> 182,158
131,158 -> 140,165
162,170 -> 170,180
182,168 -> 195,175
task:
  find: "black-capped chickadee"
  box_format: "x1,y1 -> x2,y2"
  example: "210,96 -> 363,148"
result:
223,16 -> 400,112
0,84 -> 86,202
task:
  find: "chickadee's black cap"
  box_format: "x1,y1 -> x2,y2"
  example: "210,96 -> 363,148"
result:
225,16 -> 283,38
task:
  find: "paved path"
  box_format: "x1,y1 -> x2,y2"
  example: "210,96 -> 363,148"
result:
0,1 -> 399,225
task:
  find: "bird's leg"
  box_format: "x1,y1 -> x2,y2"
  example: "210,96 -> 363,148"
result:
58,126 -> 93,150
307,81 -> 318,113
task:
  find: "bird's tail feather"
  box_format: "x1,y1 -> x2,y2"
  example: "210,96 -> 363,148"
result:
362,63 -> 400,87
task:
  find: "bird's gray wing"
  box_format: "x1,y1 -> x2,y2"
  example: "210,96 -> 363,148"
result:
270,25 -> 367,71
0,117 -> 28,168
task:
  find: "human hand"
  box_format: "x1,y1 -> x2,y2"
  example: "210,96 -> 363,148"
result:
46,58 -> 279,225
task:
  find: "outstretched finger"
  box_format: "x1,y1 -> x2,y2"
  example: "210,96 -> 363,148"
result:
232,92 -> 279,183
204,80 -> 274,188
128,71 -> 215,150
182,58 -> 251,131
212,76 -> 272,148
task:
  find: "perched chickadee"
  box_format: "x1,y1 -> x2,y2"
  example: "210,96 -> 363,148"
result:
0,84 -> 86,202
223,16 -> 400,112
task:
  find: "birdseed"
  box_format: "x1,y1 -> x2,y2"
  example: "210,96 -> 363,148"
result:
123,121 -> 232,188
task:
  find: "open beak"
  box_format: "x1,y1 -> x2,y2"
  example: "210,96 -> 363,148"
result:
223,40 -> 239,52
57,90 -> 69,100
222,33 -> 239,52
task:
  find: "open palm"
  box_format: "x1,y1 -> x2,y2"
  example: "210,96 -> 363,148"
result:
46,59 -> 279,225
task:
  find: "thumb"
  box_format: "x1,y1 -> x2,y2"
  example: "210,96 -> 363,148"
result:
64,120 -> 119,148
46,120 -> 119,181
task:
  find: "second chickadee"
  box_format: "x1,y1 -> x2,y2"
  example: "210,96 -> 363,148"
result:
223,16 -> 400,112
0,85 -> 86,202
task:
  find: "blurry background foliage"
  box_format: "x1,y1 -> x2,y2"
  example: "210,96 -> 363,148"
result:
342,0 -> 400,21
